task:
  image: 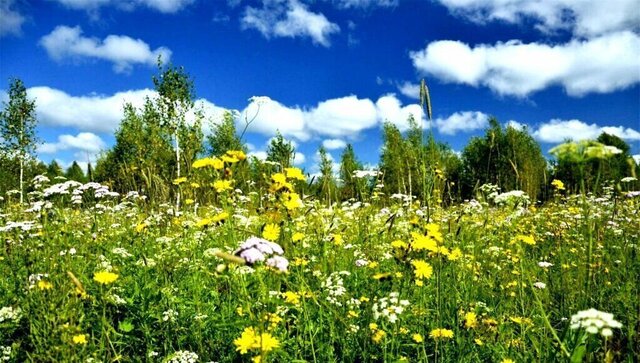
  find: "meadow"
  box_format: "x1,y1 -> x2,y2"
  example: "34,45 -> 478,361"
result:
0,155 -> 638,362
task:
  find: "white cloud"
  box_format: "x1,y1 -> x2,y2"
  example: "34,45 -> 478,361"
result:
38,132 -> 106,155
40,25 -> 172,73
397,82 -> 420,100
322,139 -> 347,150
435,0 -> 640,37
533,119 -> 640,143
307,95 -> 378,137
435,111 -> 489,135
239,96 -> 308,140
27,86 -> 228,134
240,94 -> 423,140
248,151 -> 268,161
505,120 -> 527,131
410,31 -> 640,97
333,0 -> 398,9
376,94 -> 424,131
293,152 -> 306,165
633,154 -> 640,165
49,0 -> 194,13
0,0 -> 25,37
242,0 -> 340,47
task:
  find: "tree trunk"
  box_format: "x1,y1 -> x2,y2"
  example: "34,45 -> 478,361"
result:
19,151 -> 24,204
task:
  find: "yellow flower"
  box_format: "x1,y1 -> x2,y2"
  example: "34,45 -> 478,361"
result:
93,271 -> 118,285
282,192 -> 303,210
258,332 -> 280,352
391,240 -> 408,249
447,247 -> 463,261
196,218 -> 213,228
514,235 -> 536,245
464,312 -> 478,329
172,177 -> 187,185
192,157 -> 224,169
213,179 -> 233,193
332,234 -> 343,246
292,232 -> 305,242
234,327 -> 258,354
72,334 -> 88,345
429,328 -> 454,340
222,154 -> 239,163
425,223 -> 443,243
411,232 -> 438,252
272,173 -> 287,184
284,167 -> 306,181
226,150 -> 247,161
135,222 -> 148,233
262,223 -> 280,241
372,329 -> 386,343
551,179 -> 565,191
501,359 -> 514,363
412,333 -> 424,343
283,291 -> 301,305
38,280 -> 53,290
411,260 -> 433,279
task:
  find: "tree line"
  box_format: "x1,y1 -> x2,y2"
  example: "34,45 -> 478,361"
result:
2,64 -> 638,206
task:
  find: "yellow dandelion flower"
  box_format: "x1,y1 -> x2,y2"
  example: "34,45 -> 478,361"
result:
258,332 -> 280,352
391,240 -> 408,249
551,179 -> 565,191
284,167 -> 306,181
411,260 -> 433,279
372,329 -> 386,343
272,173 -> 287,184
262,223 -> 280,241
514,235 -> 536,245
93,271 -> 118,285
213,179 -> 233,193
501,359 -> 514,363
411,232 -> 438,252
429,328 -> 454,340
226,150 -> 246,161
38,280 -> 53,290
425,223 -> 443,243
282,192 -> 303,210
234,327 -> 258,354
292,232 -> 305,242
283,291 -> 301,305
412,333 -> 424,343
447,247 -> 463,261
72,334 -> 88,345
464,312 -> 478,329
172,177 -> 187,185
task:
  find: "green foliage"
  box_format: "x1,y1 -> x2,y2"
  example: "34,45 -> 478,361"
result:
0,78 -> 38,202
46,160 -> 64,180
266,132 -> 294,170
316,146 -> 337,203
65,161 -> 86,183
207,111 -> 244,157
339,144 -> 363,200
462,119 -> 546,200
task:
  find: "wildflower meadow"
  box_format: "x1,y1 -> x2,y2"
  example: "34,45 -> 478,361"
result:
1,152 -> 638,362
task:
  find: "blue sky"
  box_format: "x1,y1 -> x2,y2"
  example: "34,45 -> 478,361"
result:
1,0 -> 639,173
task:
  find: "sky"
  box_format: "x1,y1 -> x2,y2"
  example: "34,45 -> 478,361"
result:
1,0 -> 639,174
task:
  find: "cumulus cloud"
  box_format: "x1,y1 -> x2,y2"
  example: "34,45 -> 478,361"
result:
435,0 -> 640,37
48,0 -> 194,13
242,0 -> 340,47
376,94 -> 424,131
322,139 -> 347,150
410,31 -> 640,97
307,96 -> 378,137
293,152 -> 306,165
26,86 -> 227,134
397,82 -> 420,100
435,111 -> 489,135
533,119 -> 640,143
38,132 -> 106,155
633,155 -> 640,165
40,25 -> 172,73
239,96 -> 308,140
0,0 -> 25,37
240,94 -> 423,140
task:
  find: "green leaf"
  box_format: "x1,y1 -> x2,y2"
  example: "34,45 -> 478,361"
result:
118,320 -> 134,333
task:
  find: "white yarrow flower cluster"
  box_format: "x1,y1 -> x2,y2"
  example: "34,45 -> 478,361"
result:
234,236 -> 288,272
372,292 -> 410,324
570,308 -> 622,337
166,350 -> 199,363
321,271 -> 351,306
0,306 -> 22,323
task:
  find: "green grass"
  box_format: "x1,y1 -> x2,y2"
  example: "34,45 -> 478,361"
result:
0,178 -> 638,362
